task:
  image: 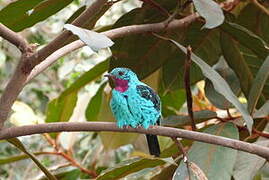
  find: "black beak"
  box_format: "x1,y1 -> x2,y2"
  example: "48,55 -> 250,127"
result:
105,73 -> 115,88
104,73 -> 112,78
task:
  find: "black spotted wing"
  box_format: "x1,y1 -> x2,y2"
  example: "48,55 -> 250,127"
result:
136,84 -> 161,112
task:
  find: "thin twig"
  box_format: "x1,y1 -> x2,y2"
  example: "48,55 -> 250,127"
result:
172,137 -> 192,179
59,151 -> 97,177
43,133 -> 97,177
1,122 -> 269,160
0,23 -> 29,53
184,46 -> 196,130
43,133 -> 59,151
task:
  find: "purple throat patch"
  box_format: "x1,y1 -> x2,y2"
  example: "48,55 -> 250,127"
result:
114,78 -> 129,92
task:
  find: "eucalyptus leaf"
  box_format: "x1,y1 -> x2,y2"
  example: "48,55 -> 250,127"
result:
64,24 -> 114,51
159,37 -> 253,132
254,101 -> 269,118
109,0 -> 184,79
221,22 -> 269,60
233,140 -> 269,180
220,32 -> 254,98
248,56 -> 269,114
174,161 -> 208,180
205,57 -> 241,109
173,123 -> 239,180
193,0 -> 224,29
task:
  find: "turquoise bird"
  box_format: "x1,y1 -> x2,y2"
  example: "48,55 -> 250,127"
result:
105,67 -> 161,156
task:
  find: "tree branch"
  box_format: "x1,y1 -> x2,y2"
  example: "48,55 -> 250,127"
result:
0,0 -> 108,128
1,122 -> 269,160
27,13 -> 199,81
0,23 -> 29,53
25,0 -> 108,72
0,24 -> 33,129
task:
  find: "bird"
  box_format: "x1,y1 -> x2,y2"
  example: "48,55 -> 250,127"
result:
105,67 -> 161,157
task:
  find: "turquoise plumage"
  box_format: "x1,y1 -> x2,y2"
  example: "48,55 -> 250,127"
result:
105,67 -> 161,156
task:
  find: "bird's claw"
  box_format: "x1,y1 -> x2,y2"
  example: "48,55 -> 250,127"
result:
149,125 -> 158,129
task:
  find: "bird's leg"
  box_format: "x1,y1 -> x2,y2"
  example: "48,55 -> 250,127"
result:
122,125 -> 132,129
149,125 -> 158,129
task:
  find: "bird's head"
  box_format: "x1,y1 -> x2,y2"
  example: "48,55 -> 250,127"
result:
105,67 -> 139,92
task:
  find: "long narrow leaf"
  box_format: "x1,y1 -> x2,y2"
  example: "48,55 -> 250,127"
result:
7,138 -> 56,180
0,152 -> 50,165
193,0 -> 224,29
254,100 -> 269,118
155,35 -> 253,132
248,56 -> 269,114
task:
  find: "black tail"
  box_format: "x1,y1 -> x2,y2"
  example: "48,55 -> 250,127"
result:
146,134 -> 160,157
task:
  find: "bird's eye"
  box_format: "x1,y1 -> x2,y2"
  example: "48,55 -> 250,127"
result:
118,71 -> 124,76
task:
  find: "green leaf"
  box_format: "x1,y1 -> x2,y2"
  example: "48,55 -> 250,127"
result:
151,164 -> 177,180
248,56 -> 269,114
160,89 -> 185,117
254,101 -> 269,118
39,168 -> 81,180
237,3 -> 269,44
45,59 -> 109,124
0,0 -> 73,32
0,152 -> 48,165
220,31 -> 254,98
86,82 -> 107,121
110,0 -> 184,79
7,138 -> 56,180
205,57 -> 241,109
193,0 -> 224,29
162,22 -> 220,91
64,24 -> 114,52
233,140 -> 269,180
221,22 -> 269,60
174,123 -> 239,180
62,59 -> 109,97
162,110 -> 217,127
55,169 -> 81,180
45,90 -> 77,123
97,158 -> 166,180
176,161 -> 208,180
162,38 -> 253,132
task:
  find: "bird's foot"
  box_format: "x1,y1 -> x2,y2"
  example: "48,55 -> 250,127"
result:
149,125 -> 158,129
122,125 -> 132,129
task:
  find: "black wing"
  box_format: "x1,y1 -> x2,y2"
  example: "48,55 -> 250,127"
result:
136,84 -> 161,112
